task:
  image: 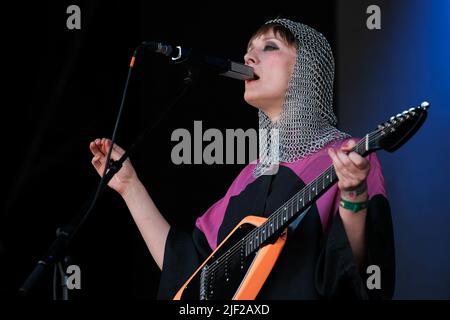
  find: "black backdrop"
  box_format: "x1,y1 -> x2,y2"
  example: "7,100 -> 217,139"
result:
2,1 -> 337,299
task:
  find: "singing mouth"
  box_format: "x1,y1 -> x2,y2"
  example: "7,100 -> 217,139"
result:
246,73 -> 259,83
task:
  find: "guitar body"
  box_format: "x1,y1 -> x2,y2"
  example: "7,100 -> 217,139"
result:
174,216 -> 287,300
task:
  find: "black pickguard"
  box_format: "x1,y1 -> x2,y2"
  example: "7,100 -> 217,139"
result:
178,222 -> 258,300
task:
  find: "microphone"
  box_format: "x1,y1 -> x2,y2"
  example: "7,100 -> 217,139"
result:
141,41 -> 255,81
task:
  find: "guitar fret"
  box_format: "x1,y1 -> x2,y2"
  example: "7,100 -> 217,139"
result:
285,206 -> 289,219
258,229 -> 262,245
322,173 -> 325,190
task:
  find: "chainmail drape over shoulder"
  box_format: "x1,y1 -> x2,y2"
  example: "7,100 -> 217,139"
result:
253,18 -> 350,178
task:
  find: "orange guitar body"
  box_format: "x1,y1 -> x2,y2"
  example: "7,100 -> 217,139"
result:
173,215 -> 287,300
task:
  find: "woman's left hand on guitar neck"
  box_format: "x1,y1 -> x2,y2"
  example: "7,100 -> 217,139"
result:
328,139 -> 370,269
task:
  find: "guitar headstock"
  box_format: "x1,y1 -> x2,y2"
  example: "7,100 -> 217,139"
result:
366,101 -> 429,153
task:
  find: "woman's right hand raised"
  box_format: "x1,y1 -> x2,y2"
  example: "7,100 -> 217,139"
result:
89,138 -> 138,197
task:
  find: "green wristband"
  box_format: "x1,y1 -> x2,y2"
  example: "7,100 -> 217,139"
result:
339,198 -> 368,213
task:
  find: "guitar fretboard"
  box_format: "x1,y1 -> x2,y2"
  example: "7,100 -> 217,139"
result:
243,136 -> 369,256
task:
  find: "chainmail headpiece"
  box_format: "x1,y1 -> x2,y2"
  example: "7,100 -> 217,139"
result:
253,18 -> 350,177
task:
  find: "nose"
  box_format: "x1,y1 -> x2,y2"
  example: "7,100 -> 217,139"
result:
244,50 -> 258,66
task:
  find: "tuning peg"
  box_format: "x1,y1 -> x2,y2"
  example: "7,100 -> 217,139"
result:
401,110 -> 411,119
396,113 -> 402,118
389,116 -> 397,124
421,101 -> 430,109
408,107 -> 415,112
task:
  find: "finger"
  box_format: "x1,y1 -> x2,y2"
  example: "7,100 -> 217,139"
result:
348,152 -> 370,170
101,138 -> 107,153
101,138 -> 114,154
89,141 -> 103,156
328,148 -> 344,172
337,151 -> 365,182
329,148 -> 351,186
340,152 -> 369,185
108,140 -> 126,154
336,149 -> 354,171
340,139 -> 357,152
94,138 -> 106,154
91,155 -> 103,170
104,140 -> 125,160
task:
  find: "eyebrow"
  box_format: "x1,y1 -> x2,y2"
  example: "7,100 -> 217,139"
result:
247,37 -> 281,52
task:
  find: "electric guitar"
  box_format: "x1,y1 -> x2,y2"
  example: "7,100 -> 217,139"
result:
174,102 -> 429,300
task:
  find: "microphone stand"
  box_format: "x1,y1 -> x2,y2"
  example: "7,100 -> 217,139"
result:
18,45 -> 195,298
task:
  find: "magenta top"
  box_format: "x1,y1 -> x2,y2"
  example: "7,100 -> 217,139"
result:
195,138 -> 387,250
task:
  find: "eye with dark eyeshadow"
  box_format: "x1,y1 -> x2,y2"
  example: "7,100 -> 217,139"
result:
263,41 -> 279,51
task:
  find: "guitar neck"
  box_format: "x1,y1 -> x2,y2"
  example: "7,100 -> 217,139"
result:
244,136 -> 372,256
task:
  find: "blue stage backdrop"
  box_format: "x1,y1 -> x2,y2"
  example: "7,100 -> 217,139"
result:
336,0 -> 450,299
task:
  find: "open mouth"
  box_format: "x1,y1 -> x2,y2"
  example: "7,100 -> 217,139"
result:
246,73 -> 259,83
